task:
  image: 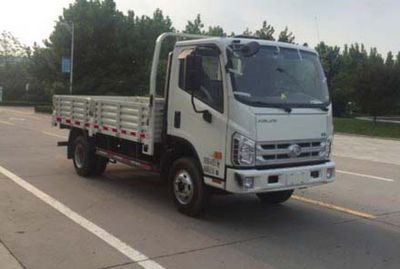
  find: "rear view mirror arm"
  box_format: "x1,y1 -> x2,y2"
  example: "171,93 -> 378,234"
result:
191,90 -> 212,123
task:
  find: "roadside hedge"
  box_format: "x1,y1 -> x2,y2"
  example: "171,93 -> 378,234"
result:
34,105 -> 53,114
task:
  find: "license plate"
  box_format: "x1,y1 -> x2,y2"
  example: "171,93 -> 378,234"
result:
287,171 -> 309,186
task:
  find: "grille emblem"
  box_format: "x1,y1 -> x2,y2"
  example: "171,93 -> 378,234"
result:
288,144 -> 302,158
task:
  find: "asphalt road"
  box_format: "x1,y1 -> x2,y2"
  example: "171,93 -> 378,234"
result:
0,107 -> 399,269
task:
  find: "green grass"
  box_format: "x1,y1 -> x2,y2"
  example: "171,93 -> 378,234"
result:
334,118 -> 400,139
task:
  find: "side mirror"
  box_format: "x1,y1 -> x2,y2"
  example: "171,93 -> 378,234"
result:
240,41 -> 260,57
185,53 -> 202,92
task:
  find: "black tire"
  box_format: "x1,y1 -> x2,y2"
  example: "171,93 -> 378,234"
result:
169,157 -> 207,217
93,156 -> 108,176
256,190 -> 294,204
72,136 -> 96,177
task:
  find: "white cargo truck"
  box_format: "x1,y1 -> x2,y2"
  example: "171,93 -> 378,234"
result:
52,33 -> 335,216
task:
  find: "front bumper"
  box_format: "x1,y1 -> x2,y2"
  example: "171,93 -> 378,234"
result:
225,161 -> 335,193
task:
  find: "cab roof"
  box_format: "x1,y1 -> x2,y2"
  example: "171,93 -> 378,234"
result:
175,36 -> 318,55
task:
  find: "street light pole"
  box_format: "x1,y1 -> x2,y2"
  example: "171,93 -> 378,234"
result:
69,23 -> 74,95
60,21 -> 74,94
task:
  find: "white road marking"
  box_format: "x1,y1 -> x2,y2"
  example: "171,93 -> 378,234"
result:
0,165 -> 165,269
337,170 -> 395,182
9,117 -> 26,121
42,131 -> 68,139
0,120 -> 14,126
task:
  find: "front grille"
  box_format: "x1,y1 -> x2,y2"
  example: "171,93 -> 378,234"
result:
256,139 -> 326,165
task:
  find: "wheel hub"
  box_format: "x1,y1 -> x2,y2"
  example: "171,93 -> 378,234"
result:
74,144 -> 85,169
173,170 -> 194,205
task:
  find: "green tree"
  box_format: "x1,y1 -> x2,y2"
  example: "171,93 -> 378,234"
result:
32,0 -> 174,96
315,42 -> 345,115
183,15 -> 226,37
0,31 -> 27,60
242,28 -> 253,36
254,21 -> 275,40
355,48 -> 398,119
184,14 -> 204,35
315,42 -> 341,89
396,52 -> 400,66
207,26 -> 225,37
278,27 -> 295,43
386,51 -> 394,67
0,31 -> 31,101
28,43 -> 66,100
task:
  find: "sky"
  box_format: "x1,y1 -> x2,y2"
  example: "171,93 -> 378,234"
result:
1,0 -> 399,56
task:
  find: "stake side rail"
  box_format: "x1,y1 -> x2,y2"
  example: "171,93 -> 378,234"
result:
52,95 -> 165,153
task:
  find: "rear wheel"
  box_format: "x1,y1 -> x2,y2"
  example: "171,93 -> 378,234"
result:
256,190 -> 294,204
72,136 -> 97,177
169,157 -> 207,217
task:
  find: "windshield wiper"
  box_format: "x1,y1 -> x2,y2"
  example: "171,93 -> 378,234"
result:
251,100 -> 330,113
289,103 -> 330,111
234,94 -> 328,113
250,100 -> 293,113
233,91 -> 251,97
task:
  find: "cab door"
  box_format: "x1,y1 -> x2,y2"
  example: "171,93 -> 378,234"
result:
167,45 -> 228,185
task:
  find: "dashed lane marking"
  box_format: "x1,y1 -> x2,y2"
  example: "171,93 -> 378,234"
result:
337,170 -> 395,182
292,195 -> 376,219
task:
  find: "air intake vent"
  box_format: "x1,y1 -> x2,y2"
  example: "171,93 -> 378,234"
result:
256,139 -> 326,165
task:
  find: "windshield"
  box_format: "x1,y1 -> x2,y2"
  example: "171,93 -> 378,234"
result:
229,45 -> 330,108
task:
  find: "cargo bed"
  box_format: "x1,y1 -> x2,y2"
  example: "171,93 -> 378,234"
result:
52,95 -> 165,155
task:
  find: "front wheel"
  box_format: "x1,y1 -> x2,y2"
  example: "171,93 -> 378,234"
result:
169,157 -> 207,217
256,190 -> 294,204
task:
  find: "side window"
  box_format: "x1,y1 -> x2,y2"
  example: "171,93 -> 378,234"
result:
178,48 -> 193,90
178,58 -> 186,90
178,48 -> 224,113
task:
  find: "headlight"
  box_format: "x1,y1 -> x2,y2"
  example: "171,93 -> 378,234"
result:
232,133 -> 256,166
319,138 -> 332,159
326,138 -> 332,158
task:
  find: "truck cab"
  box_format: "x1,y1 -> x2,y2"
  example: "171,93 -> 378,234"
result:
165,37 -> 335,195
